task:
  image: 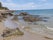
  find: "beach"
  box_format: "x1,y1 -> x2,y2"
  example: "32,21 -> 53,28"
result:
0,21 -> 53,40
0,10 -> 53,40
0,0 -> 53,40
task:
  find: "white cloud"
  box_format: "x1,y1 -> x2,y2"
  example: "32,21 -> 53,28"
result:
0,0 -> 53,10
2,2 -> 38,10
2,2 -> 53,10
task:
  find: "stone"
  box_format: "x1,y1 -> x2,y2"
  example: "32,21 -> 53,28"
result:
19,12 -> 29,16
1,28 -> 24,37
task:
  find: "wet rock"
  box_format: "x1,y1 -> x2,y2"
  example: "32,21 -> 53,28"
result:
1,28 -> 24,37
12,15 -> 18,21
19,12 -> 29,16
40,17 -> 50,20
39,19 -> 48,22
23,15 -> 41,22
19,12 -> 43,22
1,30 -> 11,37
44,36 -> 52,39
1,13 -> 13,19
43,17 -> 50,19
6,13 -> 13,16
1,13 -> 7,18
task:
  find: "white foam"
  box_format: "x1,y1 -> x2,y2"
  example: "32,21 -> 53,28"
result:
47,27 -> 53,30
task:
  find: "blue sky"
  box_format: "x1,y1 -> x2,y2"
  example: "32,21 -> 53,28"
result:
0,0 -> 53,10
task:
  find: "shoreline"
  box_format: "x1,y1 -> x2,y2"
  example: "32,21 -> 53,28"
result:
0,11 -> 53,40
0,21 -> 53,40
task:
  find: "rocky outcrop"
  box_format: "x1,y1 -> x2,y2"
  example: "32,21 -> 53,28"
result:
19,12 -> 44,22
19,12 -> 29,16
12,15 -> 18,21
23,15 -> 41,22
1,28 -> 24,37
0,13 -> 13,22
1,13 -> 13,18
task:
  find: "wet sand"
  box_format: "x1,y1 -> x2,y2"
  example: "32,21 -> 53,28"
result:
0,22 -> 53,40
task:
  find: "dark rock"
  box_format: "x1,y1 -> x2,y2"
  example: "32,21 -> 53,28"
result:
1,32 -> 6,37
44,36 -> 52,39
5,13 -> 13,16
1,28 -> 24,37
1,13 -> 13,18
1,13 -> 7,18
19,12 -> 29,16
43,17 -> 50,19
42,20 -> 48,22
23,15 -> 41,22
6,31 -> 11,34
1,30 -> 11,37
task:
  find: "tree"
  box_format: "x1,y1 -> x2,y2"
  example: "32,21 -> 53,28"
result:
0,2 -> 2,8
0,2 -> 9,10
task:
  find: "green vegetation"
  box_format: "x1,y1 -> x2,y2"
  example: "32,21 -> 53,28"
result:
0,2 -> 9,10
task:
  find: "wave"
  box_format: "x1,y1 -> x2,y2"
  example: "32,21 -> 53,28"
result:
23,23 -> 53,38
47,27 -> 53,30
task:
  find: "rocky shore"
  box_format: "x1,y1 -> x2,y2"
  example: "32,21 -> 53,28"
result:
0,11 -> 48,22
0,11 -> 52,40
19,12 -> 48,22
0,21 -> 52,40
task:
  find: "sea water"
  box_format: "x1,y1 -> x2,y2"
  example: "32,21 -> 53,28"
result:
14,9 -> 53,28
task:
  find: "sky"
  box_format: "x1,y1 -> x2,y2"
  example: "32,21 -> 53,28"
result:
0,0 -> 53,10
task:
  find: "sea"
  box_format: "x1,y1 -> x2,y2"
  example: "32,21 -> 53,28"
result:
14,9 -> 53,27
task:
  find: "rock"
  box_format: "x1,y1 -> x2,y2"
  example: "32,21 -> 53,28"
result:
1,30 -> 11,37
1,13 -> 7,18
23,15 -> 41,22
0,13 -> 14,22
42,17 -> 50,19
19,12 -> 29,16
1,28 -> 24,37
44,36 -> 52,39
12,15 -> 18,21
1,13 -> 13,18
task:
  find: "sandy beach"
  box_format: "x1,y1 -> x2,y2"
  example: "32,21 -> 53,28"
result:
0,1 -> 53,40
0,22 -> 53,40
0,11 -> 53,40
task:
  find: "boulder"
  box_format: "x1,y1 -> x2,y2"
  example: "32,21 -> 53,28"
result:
23,15 -> 41,22
19,12 -> 29,16
12,15 -> 18,21
1,28 -> 24,37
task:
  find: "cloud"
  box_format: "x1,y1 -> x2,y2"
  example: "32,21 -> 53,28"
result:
2,2 -> 53,10
0,0 -> 53,10
2,2 -> 38,10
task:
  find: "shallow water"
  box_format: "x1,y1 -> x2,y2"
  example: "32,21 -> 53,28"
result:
3,15 -> 53,38
3,9 -> 53,38
17,15 -> 53,38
